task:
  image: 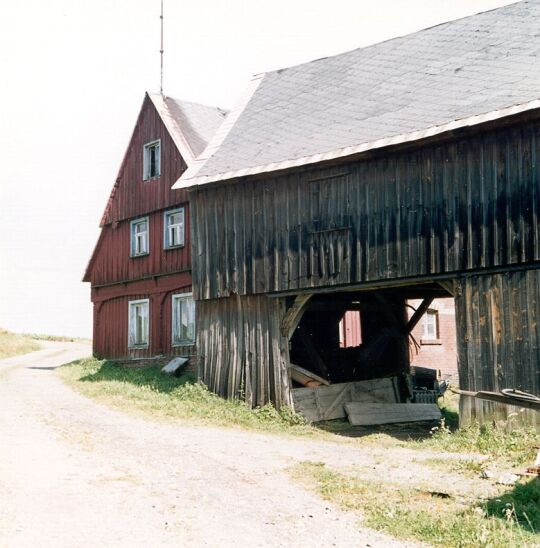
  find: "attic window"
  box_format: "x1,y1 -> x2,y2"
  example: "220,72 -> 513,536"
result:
143,139 -> 161,180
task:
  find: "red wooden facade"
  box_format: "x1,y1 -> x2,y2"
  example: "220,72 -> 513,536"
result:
84,93 -> 225,361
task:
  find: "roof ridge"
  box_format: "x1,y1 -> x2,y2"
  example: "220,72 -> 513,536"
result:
258,0 -> 525,78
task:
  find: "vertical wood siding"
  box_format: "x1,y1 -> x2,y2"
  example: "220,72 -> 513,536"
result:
196,294 -> 292,408
455,269 -> 540,428
191,118 -> 540,300
88,206 -> 191,286
93,277 -> 195,360
102,96 -> 189,225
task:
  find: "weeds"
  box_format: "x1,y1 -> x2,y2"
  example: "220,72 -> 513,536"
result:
57,357 -> 312,435
0,328 -> 40,359
421,418 -> 540,466
291,461 -> 540,547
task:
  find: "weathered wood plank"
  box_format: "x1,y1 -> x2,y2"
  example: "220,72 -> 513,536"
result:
289,363 -> 330,386
292,377 -> 401,422
344,403 -> 441,426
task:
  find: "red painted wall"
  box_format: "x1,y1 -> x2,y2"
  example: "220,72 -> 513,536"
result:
86,95 -> 195,360
87,206 -> 191,286
102,95 -> 189,225
92,273 -> 195,360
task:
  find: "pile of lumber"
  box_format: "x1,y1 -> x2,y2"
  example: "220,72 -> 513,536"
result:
291,376 -> 401,422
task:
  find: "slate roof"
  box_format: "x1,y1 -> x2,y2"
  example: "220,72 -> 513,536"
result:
176,0 -> 540,188
148,93 -> 227,165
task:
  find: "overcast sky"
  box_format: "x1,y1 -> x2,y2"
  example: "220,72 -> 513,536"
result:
0,0 -> 514,338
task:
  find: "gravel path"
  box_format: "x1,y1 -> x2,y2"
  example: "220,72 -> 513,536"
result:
0,342 -> 426,547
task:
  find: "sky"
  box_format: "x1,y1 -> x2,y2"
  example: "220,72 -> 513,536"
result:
0,0 -> 515,338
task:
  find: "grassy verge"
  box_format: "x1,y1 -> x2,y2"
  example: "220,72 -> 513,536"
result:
0,328 -> 40,359
23,333 -> 91,343
413,390 -> 540,467
291,461 -> 540,547
57,357 -> 315,435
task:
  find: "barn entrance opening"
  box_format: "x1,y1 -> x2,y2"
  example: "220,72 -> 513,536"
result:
287,282 -> 455,422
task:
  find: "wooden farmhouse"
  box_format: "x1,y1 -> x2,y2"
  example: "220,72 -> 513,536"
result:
173,0 -> 540,427
83,93 -> 226,365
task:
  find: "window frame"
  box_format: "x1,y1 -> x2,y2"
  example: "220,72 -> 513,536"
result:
130,216 -> 150,257
128,298 -> 150,349
171,292 -> 196,347
143,139 -> 161,181
163,207 -> 185,250
421,309 -> 439,342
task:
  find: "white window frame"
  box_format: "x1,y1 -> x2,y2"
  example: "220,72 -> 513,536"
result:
422,309 -> 439,341
130,217 -> 149,257
163,207 -> 185,249
172,292 -> 195,346
143,139 -> 161,180
128,299 -> 150,348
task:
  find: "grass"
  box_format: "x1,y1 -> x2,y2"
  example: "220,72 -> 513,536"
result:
0,328 -> 40,359
22,333 -> 91,343
291,461 -> 540,547
420,420 -> 540,466
57,357 -> 315,435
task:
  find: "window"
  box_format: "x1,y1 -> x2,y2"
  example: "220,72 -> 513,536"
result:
172,293 -> 195,346
128,299 -> 149,348
130,217 -> 149,257
422,309 -> 439,341
143,139 -> 161,180
164,208 -> 185,249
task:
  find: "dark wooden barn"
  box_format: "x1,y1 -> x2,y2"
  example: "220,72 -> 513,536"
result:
175,1 -> 540,427
84,92 -> 226,364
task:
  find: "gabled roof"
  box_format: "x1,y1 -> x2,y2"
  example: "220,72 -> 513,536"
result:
175,0 -> 540,189
83,93 -> 227,282
99,92 -> 227,227
147,93 -> 228,163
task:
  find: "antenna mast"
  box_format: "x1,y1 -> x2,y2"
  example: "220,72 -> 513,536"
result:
160,0 -> 164,95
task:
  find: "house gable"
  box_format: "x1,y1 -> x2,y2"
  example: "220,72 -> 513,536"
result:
84,92 -> 226,284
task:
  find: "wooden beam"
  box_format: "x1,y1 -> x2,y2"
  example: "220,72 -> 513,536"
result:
453,389 -> 540,411
296,325 -> 329,379
289,363 -> 330,386
281,293 -> 313,338
406,297 -> 434,333
437,280 -> 456,296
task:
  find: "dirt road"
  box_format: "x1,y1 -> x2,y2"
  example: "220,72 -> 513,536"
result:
0,342 -> 421,547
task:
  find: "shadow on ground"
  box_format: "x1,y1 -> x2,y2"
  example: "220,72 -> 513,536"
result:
78,360 -> 196,394
485,478 -> 540,533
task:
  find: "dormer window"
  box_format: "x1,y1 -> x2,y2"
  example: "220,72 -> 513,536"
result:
143,139 -> 161,180
130,217 -> 149,256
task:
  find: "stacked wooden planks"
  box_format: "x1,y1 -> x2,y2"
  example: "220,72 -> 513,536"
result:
292,376 -> 401,422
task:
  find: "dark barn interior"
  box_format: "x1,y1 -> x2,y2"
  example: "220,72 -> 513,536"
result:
288,284 -> 452,399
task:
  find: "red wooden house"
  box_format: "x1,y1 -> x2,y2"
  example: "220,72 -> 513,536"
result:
83,92 -> 226,364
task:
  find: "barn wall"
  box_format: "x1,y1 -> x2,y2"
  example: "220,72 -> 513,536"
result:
92,273 -> 195,362
455,269 -> 540,428
88,206 -> 191,286
191,117 -> 540,300
196,294 -> 292,408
